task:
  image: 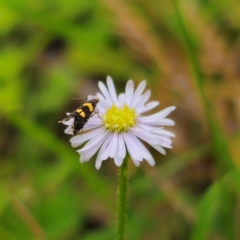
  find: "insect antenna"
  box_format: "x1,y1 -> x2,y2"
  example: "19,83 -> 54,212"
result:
71,96 -> 87,100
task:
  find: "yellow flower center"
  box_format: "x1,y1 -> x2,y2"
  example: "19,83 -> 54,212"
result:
102,104 -> 138,132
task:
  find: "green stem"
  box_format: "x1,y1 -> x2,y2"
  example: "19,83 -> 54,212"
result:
117,157 -> 128,240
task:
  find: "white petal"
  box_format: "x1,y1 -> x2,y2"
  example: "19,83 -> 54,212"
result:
114,155 -> 123,166
162,137 -> 172,145
138,101 -> 159,114
96,92 -> 110,111
125,134 -> 155,166
98,81 -> 113,104
131,128 -> 173,150
153,128 -> 175,138
134,124 -> 175,140
83,116 -> 103,131
96,92 -> 105,101
62,117 -> 74,126
160,143 -> 172,148
122,132 -> 143,164
134,161 -> 140,167
138,117 -> 175,126
145,106 -> 176,120
135,90 -> 151,112
64,126 -> 73,135
77,129 -> 108,153
118,134 -> 126,159
118,93 -> 125,106
95,135 -> 112,169
107,76 -> 119,105
155,119 -> 175,126
85,116 -> 102,125
130,128 -> 164,145
114,148 -> 124,166
129,134 -> 155,166
70,127 -> 103,147
109,132 -> 118,158
125,80 -> 134,106
79,155 -> 84,163
96,92 -> 110,106
79,134 -> 108,163
150,144 -> 166,155
131,80 -> 146,107
156,134 -> 172,145
78,123 -> 103,132
100,133 -> 114,160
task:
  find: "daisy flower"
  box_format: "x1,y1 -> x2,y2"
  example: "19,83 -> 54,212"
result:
62,76 -> 175,169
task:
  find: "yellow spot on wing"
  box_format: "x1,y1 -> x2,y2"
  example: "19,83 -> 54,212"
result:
80,112 -> 85,117
76,109 -> 85,117
83,103 -> 93,112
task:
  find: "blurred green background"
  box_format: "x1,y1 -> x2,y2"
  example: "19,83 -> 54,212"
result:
1,0 -> 240,239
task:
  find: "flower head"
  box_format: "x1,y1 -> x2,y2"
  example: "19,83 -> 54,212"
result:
63,76 -> 175,169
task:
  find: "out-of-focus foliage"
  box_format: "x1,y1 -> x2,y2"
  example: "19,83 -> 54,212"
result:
0,0 -> 240,239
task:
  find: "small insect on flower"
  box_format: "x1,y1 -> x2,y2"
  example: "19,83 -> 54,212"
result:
58,97 -> 99,136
